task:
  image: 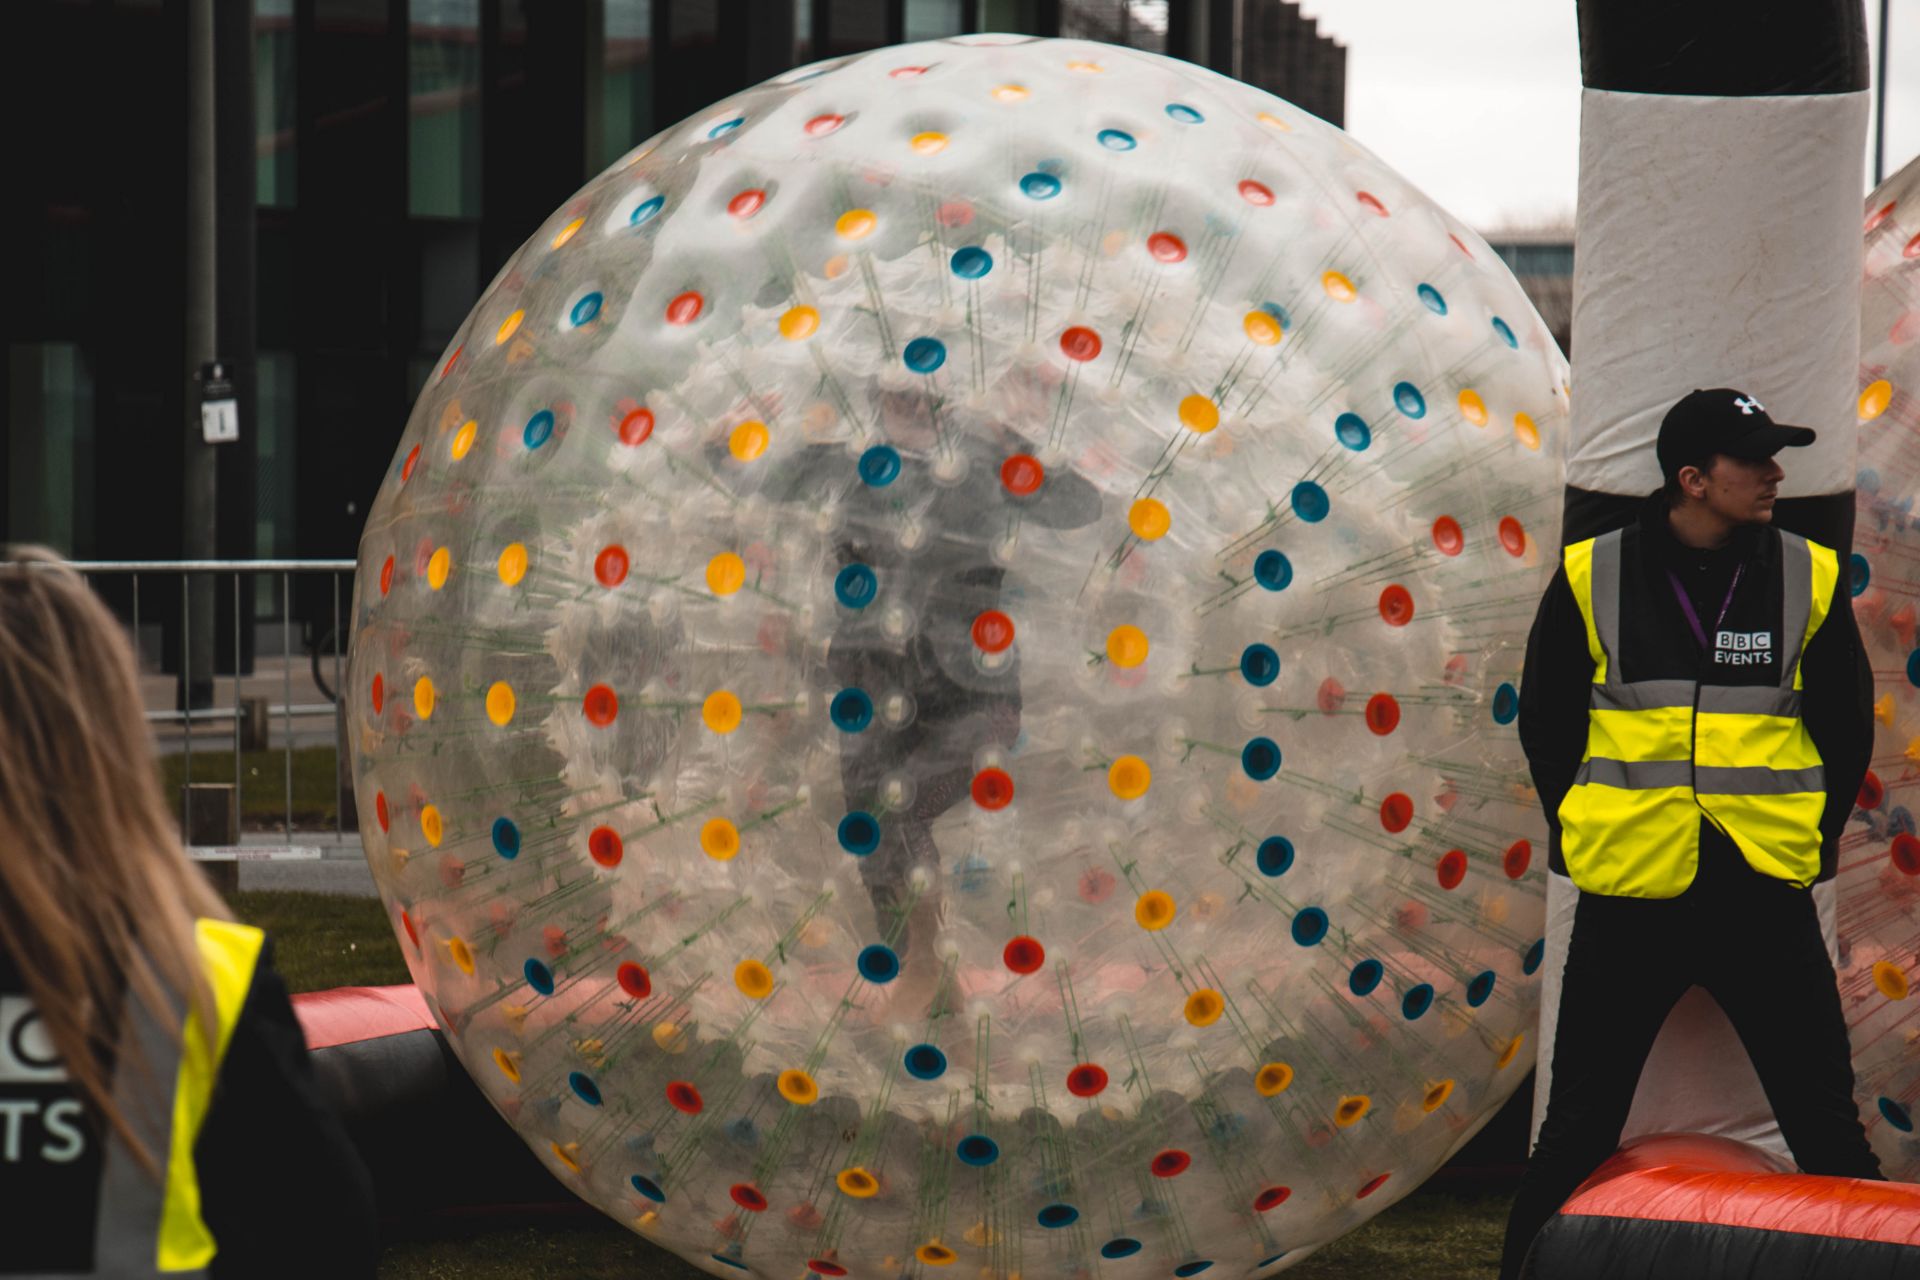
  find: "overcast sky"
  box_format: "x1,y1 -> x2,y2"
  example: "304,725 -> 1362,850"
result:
1302,0 -> 1920,231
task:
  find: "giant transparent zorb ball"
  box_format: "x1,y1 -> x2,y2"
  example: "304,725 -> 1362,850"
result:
1847,156 -> 1920,1180
348,36 -> 1567,1277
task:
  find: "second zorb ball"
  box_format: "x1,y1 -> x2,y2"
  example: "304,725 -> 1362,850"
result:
349,36 -> 1567,1278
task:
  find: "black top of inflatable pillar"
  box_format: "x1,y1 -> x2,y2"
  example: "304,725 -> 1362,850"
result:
1578,0 -> 1868,97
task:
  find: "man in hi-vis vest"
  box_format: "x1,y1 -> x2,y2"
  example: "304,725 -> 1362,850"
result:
1499,388 -> 1885,1279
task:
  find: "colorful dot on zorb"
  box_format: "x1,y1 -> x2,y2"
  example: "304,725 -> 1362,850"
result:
348,35 -> 1566,1278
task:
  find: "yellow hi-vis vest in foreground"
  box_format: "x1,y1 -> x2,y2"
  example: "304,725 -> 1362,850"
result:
1557,528 -> 1838,898
84,919 -> 264,1276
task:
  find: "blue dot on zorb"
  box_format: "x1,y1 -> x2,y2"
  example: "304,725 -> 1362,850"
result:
904,337 -> 947,373
1254,550 -> 1293,591
1393,382 -> 1427,418
1417,283 -> 1447,314
707,117 -> 744,139
1880,1098 -> 1914,1132
1020,171 -> 1063,199
569,1071 -> 603,1105
630,194 -> 665,226
1402,983 -> 1434,1020
1467,970 -> 1498,1006
838,811 -> 881,856
1165,103 -> 1204,124
1348,959 -> 1384,996
1851,553 -> 1870,597
523,410 -> 555,449
570,292 -> 603,326
904,1043 -> 947,1079
857,944 -> 900,984
1102,1239 -> 1143,1260
1334,412 -> 1371,450
950,246 -> 993,278
1256,836 -> 1294,876
835,563 -> 877,608
492,817 -> 521,859
830,687 -> 874,732
1240,643 -> 1280,686
1291,481 -> 1330,522
630,1175 -> 665,1203
1259,301 -> 1291,332
857,445 -> 901,487
1492,682 -> 1520,725
1038,1203 -> 1080,1229
525,958 -> 555,996
956,1134 -> 999,1166
1174,1263 -> 1214,1278
1097,128 -> 1136,150
1242,737 -> 1282,780
1907,649 -> 1920,688
1292,907 -> 1329,946
1492,316 -> 1517,347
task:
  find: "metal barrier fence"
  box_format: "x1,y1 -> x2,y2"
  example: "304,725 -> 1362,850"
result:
57,559 -> 357,846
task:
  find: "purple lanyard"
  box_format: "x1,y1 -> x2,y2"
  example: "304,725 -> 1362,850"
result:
1667,564 -> 1743,652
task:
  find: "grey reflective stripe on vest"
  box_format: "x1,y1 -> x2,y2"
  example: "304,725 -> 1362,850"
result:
1697,685 -> 1803,716
1576,758 -> 1826,794
91,989 -> 202,1277
1777,530 -> 1812,689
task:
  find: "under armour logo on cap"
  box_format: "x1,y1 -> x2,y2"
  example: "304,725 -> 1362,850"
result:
1733,395 -> 1764,415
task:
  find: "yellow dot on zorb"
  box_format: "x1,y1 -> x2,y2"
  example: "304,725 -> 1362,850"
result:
1178,394 -> 1220,433
496,542 -> 528,586
1127,497 -> 1171,540
1106,625 -> 1149,668
1108,754 -> 1151,798
729,420 -> 770,460
427,547 -> 451,590
703,690 -> 743,733
779,305 -> 819,340
485,681 -> 516,726
701,818 -> 740,860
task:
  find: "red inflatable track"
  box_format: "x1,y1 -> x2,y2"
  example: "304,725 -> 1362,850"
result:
1526,1134 -> 1920,1278
293,983 -> 435,1049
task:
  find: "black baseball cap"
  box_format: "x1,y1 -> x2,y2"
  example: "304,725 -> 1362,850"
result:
1657,388 -> 1816,481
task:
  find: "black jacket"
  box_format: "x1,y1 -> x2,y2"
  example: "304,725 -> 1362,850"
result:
1518,493 -> 1872,885
0,937 -> 377,1277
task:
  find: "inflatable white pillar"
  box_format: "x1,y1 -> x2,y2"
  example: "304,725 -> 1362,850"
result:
1536,1 -> 1871,1158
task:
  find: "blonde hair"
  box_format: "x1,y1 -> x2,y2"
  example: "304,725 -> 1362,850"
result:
0,546 -> 231,1174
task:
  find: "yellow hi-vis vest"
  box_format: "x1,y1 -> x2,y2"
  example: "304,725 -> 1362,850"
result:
1558,528 -> 1838,898
81,919 -> 264,1276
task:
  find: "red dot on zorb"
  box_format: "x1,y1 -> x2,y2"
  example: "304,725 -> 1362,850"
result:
1059,326 -> 1103,362
1000,454 -> 1045,496
617,961 -> 651,998
731,1184 -> 769,1212
1503,839 -> 1532,880
1003,935 -> 1045,974
1150,1149 -> 1192,1178
380,555 -> 395,595
1238,179 -> 1274,206
804,113 -> 844,137
583,684 -> 619,726
1255,1186 -> 1292,1212
665,291 -> 704,325
1431,516 -> 1464,556
1437,849 -> 1468,890
595,545 -> 629,588
1147,232 -> 1187,263
1380,792 -> 1414,833
588,825 -> 624,867
1365,693 -> 1400,735
1378,584 -> 1414,626
728,188 -> 766,218
375,792 -> 390,833
1066,1063 -> 1108,1097
666,1081 -> 703,1114
1892,833 -> 1920,876
617,407 -> 655,445
1498,517 -> 1527,557
972,610 -> 1015,654
1859,770 -> 1885,810
972,768 -> 1014,810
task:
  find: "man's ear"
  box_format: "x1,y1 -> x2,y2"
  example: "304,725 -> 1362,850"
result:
1678,463 -> 1709,499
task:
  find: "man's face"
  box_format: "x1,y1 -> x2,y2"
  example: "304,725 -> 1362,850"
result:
1685,453 -> 1785,525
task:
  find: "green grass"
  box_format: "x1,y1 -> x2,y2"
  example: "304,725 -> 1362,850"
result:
375,1188 -> 1510,1279
230,891 -> 410,991
231,891 -> 1514,1278
160,745 -> 343,828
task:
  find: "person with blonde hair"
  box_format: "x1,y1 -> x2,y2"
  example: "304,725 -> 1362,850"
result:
0,547 -> 375,1277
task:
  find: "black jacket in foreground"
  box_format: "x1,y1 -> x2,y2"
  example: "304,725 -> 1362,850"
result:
1517,492 -> 1872,885
0,936 -> 378,1277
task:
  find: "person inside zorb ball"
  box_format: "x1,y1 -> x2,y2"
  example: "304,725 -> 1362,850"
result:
349,35 -> 1568,1278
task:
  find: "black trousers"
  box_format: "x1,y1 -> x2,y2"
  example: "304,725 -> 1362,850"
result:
1499,841 -> 1883,1280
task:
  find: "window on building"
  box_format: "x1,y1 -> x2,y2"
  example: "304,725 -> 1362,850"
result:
1492,243 -> 1575,278
601,0 -> 654,169
7,344 -> 96,557
905,0 -> 962,40
410,0 -> 482,219
980,0 -> 1038,33
827,0 -> 888,55
255,0 -> 297,206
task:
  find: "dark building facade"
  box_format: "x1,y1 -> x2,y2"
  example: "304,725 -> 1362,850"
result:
4,0 -> 1345,599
